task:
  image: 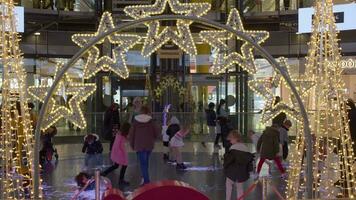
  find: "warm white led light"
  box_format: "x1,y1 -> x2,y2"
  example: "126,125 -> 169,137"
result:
28,63 -> 97,131
286,0 -> 356,198
0,0 -> 40,198
199,8 -> 269,75
72,12 -> 141,79
124,0 -> 211,57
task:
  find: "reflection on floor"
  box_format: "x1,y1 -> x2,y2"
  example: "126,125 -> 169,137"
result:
42,142 -> 287,200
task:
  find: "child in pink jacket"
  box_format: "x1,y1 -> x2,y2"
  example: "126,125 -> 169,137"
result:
101,123 -> 130,185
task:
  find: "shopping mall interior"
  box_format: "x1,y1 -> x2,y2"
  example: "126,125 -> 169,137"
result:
0,0 -> 356,199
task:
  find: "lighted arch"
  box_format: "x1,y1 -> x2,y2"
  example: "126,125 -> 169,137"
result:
33,15 -> 313,198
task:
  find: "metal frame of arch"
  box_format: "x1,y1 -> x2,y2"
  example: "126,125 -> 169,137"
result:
33,15 -> 313,199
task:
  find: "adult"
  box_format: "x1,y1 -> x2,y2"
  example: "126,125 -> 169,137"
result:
129,97 -> 143,123
272,96 -> 287,127
204,102 -> 217,148
128,106 -> 160,184
346,99 -> 356,154
215,99 -> 228,148
103,103 -> 120,151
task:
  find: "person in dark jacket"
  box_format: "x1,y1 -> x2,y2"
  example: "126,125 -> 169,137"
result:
82,134 -> 103,169
224,130 -> 253,200
128,106 -> 160,184
103,103 -> 120,151
203,102 -> 217,147
220,117 -> 233,152
347,99 -> 356,154
256,125 -> 285,177
272,96 -> 287,127
216,99 -> 229,148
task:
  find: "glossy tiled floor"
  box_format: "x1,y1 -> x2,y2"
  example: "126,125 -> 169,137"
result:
42,142 -> 287,200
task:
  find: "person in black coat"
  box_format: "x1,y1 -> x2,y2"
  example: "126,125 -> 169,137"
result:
204,102 -> 217,147
272,96 -> 287,127
220,117 -> 233,152
103,103 -> 120,151
347,99 -> 356,154
224,130 -> 253,200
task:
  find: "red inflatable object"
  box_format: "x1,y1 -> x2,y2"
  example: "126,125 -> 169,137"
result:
102,189 -> 126,200
128,180 -> 209,200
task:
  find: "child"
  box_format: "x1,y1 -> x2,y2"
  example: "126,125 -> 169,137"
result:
40,126 -> 58,164
72,172 -> 112,200
224,130 -> 253,200
204,102 -> 217,147
162,104 -> 172,161
101,123 -> 130,185
169,123 -> 189,170
279,120 -> 292,161
256,125 -> 286,178
82,134 -> 103,170
166,116 -> 181,162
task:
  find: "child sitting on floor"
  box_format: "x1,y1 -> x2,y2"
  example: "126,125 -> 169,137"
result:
224,130 -> 253,200
169,123 -> 190,170
82,134 -> 103,170
72,172 -> 112,200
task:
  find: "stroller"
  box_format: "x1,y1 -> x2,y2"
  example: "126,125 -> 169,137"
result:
40,126 -> 59,165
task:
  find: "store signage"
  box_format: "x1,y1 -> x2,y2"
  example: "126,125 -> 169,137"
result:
341,59 -> 356,69
298,3 -> 356,33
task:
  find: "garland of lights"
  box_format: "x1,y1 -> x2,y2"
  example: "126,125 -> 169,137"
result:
286,0 -> 356,198
154,76 -> 186,99
0,0 -> 39,198
28,63 -> 97,131
124,0 -> 211,57
199,8 -> 269,75
72,12 -> 141,79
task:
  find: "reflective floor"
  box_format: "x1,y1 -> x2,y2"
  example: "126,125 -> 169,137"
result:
42,142 -> 287,200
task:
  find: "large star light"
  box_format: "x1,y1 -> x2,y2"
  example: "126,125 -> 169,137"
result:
28,63 -> 96,130
248,58 -> 310,124
124,0 -> 211,57
199,8 -> 269,75
72,12 -> 141,79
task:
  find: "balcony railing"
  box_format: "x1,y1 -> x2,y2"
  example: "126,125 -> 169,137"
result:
52,111 -> 301,140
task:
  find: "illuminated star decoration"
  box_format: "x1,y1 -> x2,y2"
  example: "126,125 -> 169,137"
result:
72,12 -> 141,79
274,57 -> 316,110
248,57 -> 313,125
28,63 -> 97,131
124,0 -> 211,57
199,8 -> 269,75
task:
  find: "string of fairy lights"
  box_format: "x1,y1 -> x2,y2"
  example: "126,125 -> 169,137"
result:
123,0 -> 211,57
28,63 -> 97,131
72,12 -> 141,79
0,0 -> 40,199
199,8 -> 269,75
154,76 -> 186,99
